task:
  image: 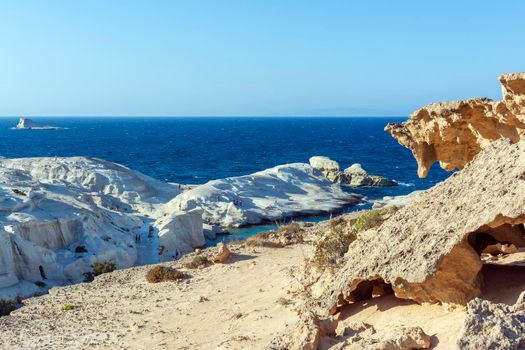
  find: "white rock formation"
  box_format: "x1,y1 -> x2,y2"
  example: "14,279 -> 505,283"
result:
14,118 -> 62,130
165,163 -> 361,227
155,208 -> 205,261
309,156 -> 341,181
0,156 -> 204,298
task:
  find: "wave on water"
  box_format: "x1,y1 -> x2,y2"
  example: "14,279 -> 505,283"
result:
395,181 -> 414,187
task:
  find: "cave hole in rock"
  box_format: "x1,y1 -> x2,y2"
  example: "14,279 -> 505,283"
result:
468,223 -> 525,304
347,278 -> 394,303
468,223 -> 525,256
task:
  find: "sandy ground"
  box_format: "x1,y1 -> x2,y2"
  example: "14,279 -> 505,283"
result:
2,233 -> 525,350
0,244 -> 307,350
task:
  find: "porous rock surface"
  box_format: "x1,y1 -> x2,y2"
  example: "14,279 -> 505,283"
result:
317,138 -> 525,312
386,72 -> 525,177
457,293 -> 525,349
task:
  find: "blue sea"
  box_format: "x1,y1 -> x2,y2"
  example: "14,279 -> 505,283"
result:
0,117 -> 449,241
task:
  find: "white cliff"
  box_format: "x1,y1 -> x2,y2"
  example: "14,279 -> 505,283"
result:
165,163 -> 362,227
0,157 -> 204,299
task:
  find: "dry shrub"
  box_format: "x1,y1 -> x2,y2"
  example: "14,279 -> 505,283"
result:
246,233 -> 284,248
84,261 -> 117,282
183,255 -> 210,269
92,261 -> 116,276
246,221 -> 303,248
312,210 -> 389,271
279,221 -> 301,235
146,265 -> 184,283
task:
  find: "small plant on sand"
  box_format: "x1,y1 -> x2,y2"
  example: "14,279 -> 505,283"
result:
92,261 -> 117,276
146,266 -> 184,283
61,303 -> 80,311
276,297 -> 292,306
312,210 -> 388,271
245,221 -> 303,248
279,221 -> 301,235
183,255 -> 210,269
83,261 -> 117,282
245,233 -> 284,248
0,299 -> 17,316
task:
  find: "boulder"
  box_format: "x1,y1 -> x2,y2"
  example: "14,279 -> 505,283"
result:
309,156 -> 341,181
457,295 -> 525,349
340,163 -> 397,187
385,72 -> 525,178
316,138 -> 525,313
329,322 -> 431,350
165,163 -> 361,227
212,242 -> 230,263
309,157 -> 397,187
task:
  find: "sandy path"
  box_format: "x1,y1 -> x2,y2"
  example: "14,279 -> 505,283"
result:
0,245 -> 307,350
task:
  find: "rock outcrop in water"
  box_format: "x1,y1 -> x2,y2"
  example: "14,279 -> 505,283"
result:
14,118 -> 62,130
0,157 -> 206,298
309,156 -> 397,187
385,72 -> 525,177
166,163 -> 362,227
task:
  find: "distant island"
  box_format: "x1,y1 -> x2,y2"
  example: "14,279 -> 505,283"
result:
12,117 -> 63,130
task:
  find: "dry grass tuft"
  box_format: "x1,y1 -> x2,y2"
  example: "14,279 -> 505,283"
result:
312,210 -> 390,271
183,255 -> 210,269
146,265 -> 184,283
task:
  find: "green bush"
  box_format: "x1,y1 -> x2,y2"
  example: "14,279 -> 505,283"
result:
61,303 -> 80,311
84,261 -> 117,282
92,261 -> 117,276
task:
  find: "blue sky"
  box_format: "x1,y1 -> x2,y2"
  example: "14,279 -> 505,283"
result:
0,1 -> 524,117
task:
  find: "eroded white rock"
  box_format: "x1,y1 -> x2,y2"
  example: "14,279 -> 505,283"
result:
164,163 -> 361,227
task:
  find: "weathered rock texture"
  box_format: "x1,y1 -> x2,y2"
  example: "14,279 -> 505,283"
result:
316,138 -> 525,313
386,72 -> 525,177
457,294 -> 525,349
168,163 -> 361,227
309,157 -> 397,187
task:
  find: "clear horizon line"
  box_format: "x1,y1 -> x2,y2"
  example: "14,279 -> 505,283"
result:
0,115 -> 406,118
